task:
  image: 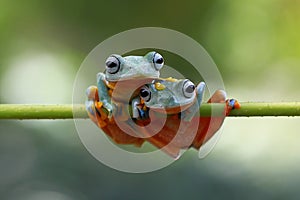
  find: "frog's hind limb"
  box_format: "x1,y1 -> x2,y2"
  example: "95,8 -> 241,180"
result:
192,90 -> 240,150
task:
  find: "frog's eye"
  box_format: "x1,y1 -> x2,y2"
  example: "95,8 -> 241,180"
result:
153,52 -> 164,70
105,56 -> 120,74
182,80 -> 195,98
140,86 -> 151,102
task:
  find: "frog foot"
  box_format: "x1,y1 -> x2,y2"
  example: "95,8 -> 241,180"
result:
137,106 -> 149,120
102,102 -> 113,119
132,97 -> 149,120
85,86 -> 99,123
85,100 -> 99,125
85,86 -> 109,128
133,104 -> 149,120
94,101 -> 111,127
225,99 -> 241,115
86,86 -> 98,100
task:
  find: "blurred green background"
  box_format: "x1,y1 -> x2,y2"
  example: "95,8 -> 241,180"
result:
1,0 -> 300,199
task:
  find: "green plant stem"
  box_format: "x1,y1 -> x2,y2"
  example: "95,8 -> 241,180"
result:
0,103 -> 300,120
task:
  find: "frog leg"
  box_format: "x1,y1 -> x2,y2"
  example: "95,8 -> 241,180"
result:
207,90 -> 226,103
192,90 -> 241,150
225,98 -> 241,115
206,90 -> 240,115
131,96 -> 149,119
112,101 -> 131,122
85,86 -> 101,126
97,72 -> 113,118
181,82 -> 206,121
131,96 -> 141,119
85,86 -> 108,128
191,90 -> 226,150
196,82 -> 206,106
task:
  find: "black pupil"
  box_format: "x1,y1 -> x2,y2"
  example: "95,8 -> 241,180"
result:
140,89 -> 150,98
106,60 -> 118,68
185,85 -> 195,93
155,57 -> 163,64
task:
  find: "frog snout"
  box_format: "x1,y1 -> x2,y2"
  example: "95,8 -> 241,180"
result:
135,64 -> 159,77
161,96 -> 176,106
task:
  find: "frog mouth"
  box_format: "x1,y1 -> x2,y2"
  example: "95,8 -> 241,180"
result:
108,77 -> 156,87
149,99 -> 196,115
107,74 -> 159,83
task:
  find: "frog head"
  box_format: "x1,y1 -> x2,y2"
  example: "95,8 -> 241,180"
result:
104,51 -> 164,82
139,79 -> 199,114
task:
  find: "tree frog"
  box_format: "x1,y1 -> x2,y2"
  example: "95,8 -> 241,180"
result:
96,51 -> 164,118
134,79 -> 240,158
85,51 -> 164,146
133,78 -> 206,120
129,78 -> 205,157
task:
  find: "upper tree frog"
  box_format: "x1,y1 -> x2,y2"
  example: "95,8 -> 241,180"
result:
96,51 -> 164,118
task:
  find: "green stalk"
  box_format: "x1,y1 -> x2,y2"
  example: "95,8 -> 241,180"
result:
0,102 -> 300,120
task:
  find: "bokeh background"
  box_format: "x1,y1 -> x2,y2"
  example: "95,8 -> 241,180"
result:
1,0 -> 300,199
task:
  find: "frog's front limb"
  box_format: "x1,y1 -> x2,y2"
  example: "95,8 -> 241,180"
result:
132,97 -> 149,119
181,82 -> 206,121
132,97 -> 141,119
97,72 -> 113,118
85,86 -> 99,125
195,82 -> 206,106
85,86 -> 108,128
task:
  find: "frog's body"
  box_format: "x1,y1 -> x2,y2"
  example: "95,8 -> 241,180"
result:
97,51 -> 164,117
86,86 -> 144,146
133,78 -> 206,157
140,78 -> 200,114
135,80 -> 240,158
86,52 -> 164,146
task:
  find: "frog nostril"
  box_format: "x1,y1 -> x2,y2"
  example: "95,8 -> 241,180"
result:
168,96 -> 175,103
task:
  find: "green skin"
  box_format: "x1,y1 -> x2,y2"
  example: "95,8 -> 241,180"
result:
133,79 -> 206,121
88,51 -> 164,119
103,52 -> 162,82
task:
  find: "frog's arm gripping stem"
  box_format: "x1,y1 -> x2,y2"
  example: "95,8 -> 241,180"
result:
182,82 -> 206,121
85,86 -> 101,126
97,72 -> 113,118
131,97 -> 141,119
